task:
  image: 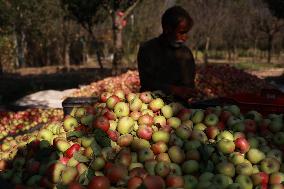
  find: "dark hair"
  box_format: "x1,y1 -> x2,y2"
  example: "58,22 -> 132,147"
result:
162,6 -> 193,31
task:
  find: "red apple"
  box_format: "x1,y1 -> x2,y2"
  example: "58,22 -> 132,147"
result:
234,137 -> 250,154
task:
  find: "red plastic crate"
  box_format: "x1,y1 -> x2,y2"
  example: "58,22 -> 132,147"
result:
225,89 -> 284,115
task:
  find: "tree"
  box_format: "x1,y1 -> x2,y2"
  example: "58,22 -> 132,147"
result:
61,0 -> 106,69
264,0 -> 284,19
102,0 -> 141,74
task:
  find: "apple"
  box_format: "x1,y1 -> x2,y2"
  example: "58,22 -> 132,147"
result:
177,108 -> 192,121
269,172 -> 284,184
54,139 -> 71,152
248,137 -> 259,149
156,153 -> 171,163
154,115 -> 167,127
114,89 -> 125,100
138,148 -> 154,163
91,157 -> 105,171
273,132 -> 284,145
169,133 -> 184,147
139,92 -> 153,103
191,110 -> 204,124
269,120 -> 283,133
143,175 -> 165,189
149,98 -> 164,112
247,148 -> 265,164
182,120 -> 194,129
169,163 -> 182,176
175,124 -> 192,140
152,131 -> 170,143
226,105 -> 240,116
76,163 -> 88,175
204,113 -> 219,126
217,131 -> 234,141
166,175 -> 184,188
47,162 -> 66,183
100,92 -> 111,102
130,111 -> 142,121
161,105 -> 173,119
117,116 -> 134,134
231,121 -> 245,132
260,157 -> 280,174
61,166 -> 78,185
229,152 -> 245,165
63,116 -> 79,132
212,174 -> 233,189
88,176 -> 110,189
65,143 -> 81,158
138,114 -> 154,126
190,130 -> 208,143
38,129 -> 54,142
235,175 -> 253,189
126,92 -> 137,102
93,116 -> 110,132
234,137 -> 250,154
184,140 -> 201,151
129,97 -> 143,111
107,130 -> 119,141
155,161 -> 171,177
216,161 -> 235,177
267,149 -> 283,163
168,146 -> 185,164
183,175 -> 198,189
199,172 -> 214,182
137,125 -> 153,140
217,139 -> 235,154
244,119 -> 257,133
117,134 -> 133,147
205,126 -> 219,139
226,116 -> 242,129
105,164 -> 128,184
151,141 -> 168,155
185,149 -> 200,161
193,123 -> 207,131
114,102 -> 130,117
106,95 -> 120,109
103,109 -> 117,121
115,149 -> 132,167
131,138 -> 151,151
181,160 -> 199,174
236,162 -> 253,176
127,176 -> 143,189
67,157 -> 79,167
269,184 -> 284,189
251,172 -> 269,186
144,160 -> 158,176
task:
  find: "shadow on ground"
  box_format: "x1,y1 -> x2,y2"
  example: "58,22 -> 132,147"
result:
0,68 -> 127,110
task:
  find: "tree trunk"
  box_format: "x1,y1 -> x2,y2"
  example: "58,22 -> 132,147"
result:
112,12 -> 123,75
62,21 -> 70,71
15,30 -> 26,68
203,36 -> 210,64
267,34 -> 273,64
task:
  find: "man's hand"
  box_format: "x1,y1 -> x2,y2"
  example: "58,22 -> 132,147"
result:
169,85 -> 196,100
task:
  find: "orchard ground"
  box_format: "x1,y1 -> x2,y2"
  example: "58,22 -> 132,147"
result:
0,60 -> 283,111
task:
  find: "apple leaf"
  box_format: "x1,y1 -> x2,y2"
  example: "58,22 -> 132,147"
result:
90,140 -> 101,157
93,128 -> 111,147
79,170 -> 89,185
73,151 -> 89,163
67,130 -> 83,138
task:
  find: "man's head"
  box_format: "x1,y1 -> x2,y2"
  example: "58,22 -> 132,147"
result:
161,6 -> 193,47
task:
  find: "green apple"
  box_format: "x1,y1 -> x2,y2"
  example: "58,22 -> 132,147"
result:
161,105 -> 174,119
169,133 -> 184,147
131,138 -> 151,151
217,139 -> 235,154
167,117 -> 181,129
229,152 -> 245,165
226,183 -> 242,189
193,123 -> 207,131
154,115 -> 167,127
149,98 -> 164,112
199,172 -> 214,182
184,140 -> 201,151
212,174 -> 233,189
138,148 -> 154,163
267,149 -> 283,163
91,156 -> 105,171
114,102 -> 130,117
235,175 -> 253,189
168,146 -> 185,164
191,110 -> 204,124
217,131 -> 234,141
181,160 -> 199,174
144,159 -> 157,175
47,162 -> 66,183
129,97 -> 143,111
246,148 -> 265,164
183,175 -> 198,189
155,161 -> 170,177
236,162 -> 253,176
169,163 -> 182,176
190,130 -> 208,143
117,116 -> 134,134
204,113 -> 219,126
81,137 -> 95,148
63,116 -> 78,131
260,157 -> 280,174
216,161 -> 235,177
175,124 -> 192,140
38,129 -> 54,143
152,130 -> 170,143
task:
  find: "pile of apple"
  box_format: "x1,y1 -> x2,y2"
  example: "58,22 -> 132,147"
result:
0,90 -> 283,189
70,64 -> 273,100
0,108 -> 63,159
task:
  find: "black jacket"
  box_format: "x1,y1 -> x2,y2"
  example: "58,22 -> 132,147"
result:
137,34 -> 196,94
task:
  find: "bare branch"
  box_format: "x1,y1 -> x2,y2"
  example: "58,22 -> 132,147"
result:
122,0 -> 141,20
